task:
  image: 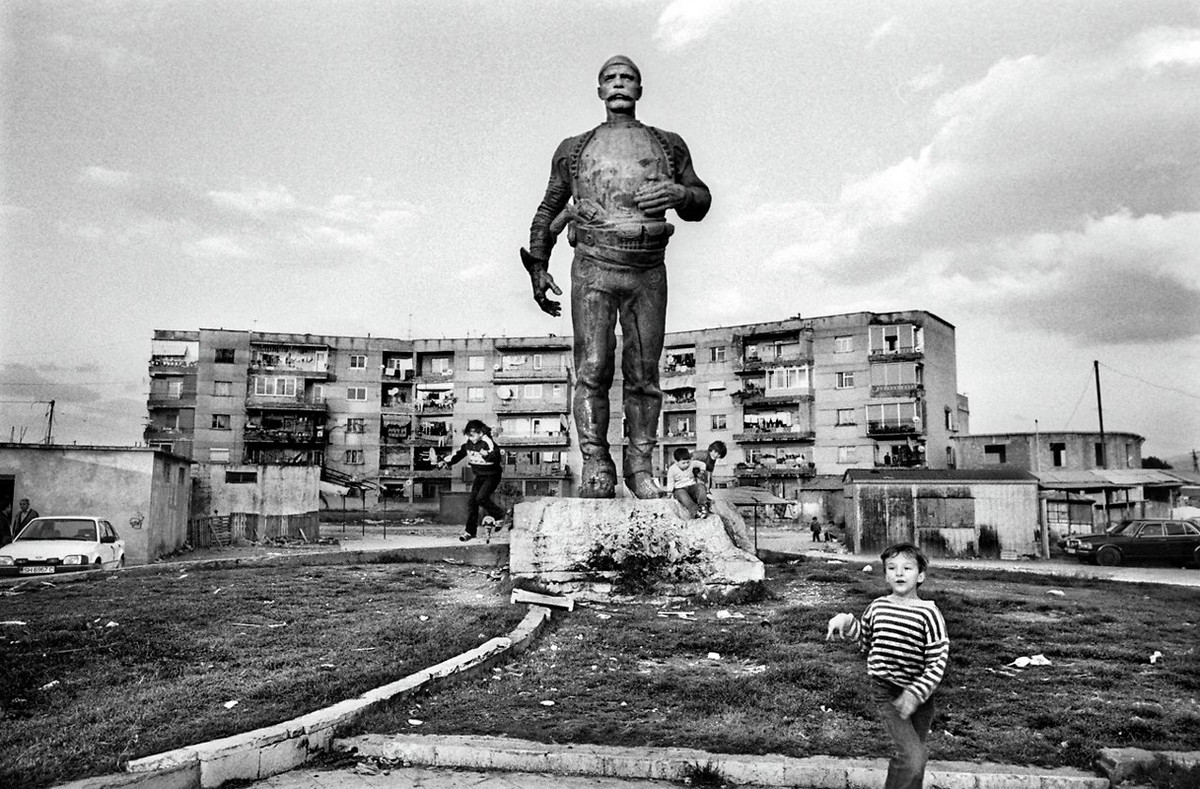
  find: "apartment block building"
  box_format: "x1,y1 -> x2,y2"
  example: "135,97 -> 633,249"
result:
145,310 -> 968,506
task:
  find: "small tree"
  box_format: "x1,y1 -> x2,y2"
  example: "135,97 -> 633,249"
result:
1142,456 -> 1173,470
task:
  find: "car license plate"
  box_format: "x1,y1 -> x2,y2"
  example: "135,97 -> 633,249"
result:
1062,547 -> 1076,555
19,566 -> 55,575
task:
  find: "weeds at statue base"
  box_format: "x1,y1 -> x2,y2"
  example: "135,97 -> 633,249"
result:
570,509 -> 710,594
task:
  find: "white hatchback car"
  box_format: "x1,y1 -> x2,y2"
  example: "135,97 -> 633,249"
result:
0,516 -> 126,576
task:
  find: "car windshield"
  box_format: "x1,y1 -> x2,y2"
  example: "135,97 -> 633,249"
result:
17,519 -> 95,541
1106,521 -> 1136,536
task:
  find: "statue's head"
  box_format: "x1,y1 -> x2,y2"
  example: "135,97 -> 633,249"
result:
597,54 -> 642,111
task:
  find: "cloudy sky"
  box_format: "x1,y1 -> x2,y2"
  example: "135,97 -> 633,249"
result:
2,0 -> 1198,464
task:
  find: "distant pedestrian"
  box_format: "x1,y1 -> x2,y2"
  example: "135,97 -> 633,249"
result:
826,543 -> 950,789
439,420 -> 505,542
11,498 -> 39,538
810,516 -> 822,542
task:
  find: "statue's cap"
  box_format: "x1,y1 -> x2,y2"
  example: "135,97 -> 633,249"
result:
598,55 -> 641,82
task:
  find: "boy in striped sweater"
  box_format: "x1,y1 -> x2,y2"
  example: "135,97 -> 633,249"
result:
826,543 -> 949,789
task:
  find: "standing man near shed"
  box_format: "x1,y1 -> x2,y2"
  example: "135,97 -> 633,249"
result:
522,55 -> 711,499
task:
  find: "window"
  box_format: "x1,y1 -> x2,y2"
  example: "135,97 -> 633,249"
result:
213,381 -> 232,397
711,414 -> 727,430
984,444 -> 1007,464
467,386 -> 485,402
346,418 -> 365,433
709,346 -> 726,363
347,386 -> 367,401
176,468 -> 186,485
551,383 -> 565,398
349,354 -> 367,369
215,348 -> 236,364
1095,443 -> 1106,467
834,336 -> 853,353
209,448 -> 230,463
944,407 -> 954,431
430,357 -> 452,374
211,414 -> 231,430
767,366 -> 810,391
1051,442 -> 1066,467
344,449 -> 365,465
836,408 -> 856,426
225,470 -> 257,484
167,380 -> 183,398
835,371 -> 855,389
532,354 -> 543,370
837,446 -> 857,463
524,383 -> 544,399
253,377 -> 297,397
468,355 -> 485,371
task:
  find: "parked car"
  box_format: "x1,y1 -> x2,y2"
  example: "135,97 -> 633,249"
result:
0,516 -> 126,576
1059,518 -> 1200,567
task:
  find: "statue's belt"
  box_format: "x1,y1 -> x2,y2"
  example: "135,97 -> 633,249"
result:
571,222 -> 674,252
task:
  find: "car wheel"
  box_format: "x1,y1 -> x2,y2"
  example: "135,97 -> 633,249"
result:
1096,546 -> 1121,567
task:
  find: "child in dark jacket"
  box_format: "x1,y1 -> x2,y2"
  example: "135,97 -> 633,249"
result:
439,419 -> 505,541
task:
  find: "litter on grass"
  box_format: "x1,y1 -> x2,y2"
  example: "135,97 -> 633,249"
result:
1006,654 -> 1052,668
223,700 -> 239,709
1150,651 -> 1163,664
1047,589 -> 1065,596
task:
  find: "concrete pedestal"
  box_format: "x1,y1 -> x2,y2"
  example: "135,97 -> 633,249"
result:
510,497 -> 764,598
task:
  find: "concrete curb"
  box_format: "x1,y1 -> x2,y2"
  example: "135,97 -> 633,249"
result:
335,733 -> 1111,789
50,603 -> 553,789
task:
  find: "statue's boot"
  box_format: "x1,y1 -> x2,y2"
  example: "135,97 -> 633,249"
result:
623,396 -> 661,499
625,470 -> 660,499
579,453 -> 617,498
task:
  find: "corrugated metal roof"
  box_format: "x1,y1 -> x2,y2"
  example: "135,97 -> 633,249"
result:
1035,469 -> 1185,487
844,468 -> 1036,484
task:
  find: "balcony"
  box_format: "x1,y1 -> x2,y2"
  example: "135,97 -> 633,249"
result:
248,361 -> 332,380
495,433 -> 569,447
243,448 -> 323,466
734,388 -> 813,406
409,468 -> 452,479
733,353 -> 812,375
735,463 -> 816,479
381,401 -> 417,415
661,398 -> 697,413
734,428 -> 816,443
412,399 -> 455,415
505,463 -> 570,479
493,366 -> 570,382
496,398 -> 570,414
869,346 -> 924,362
147,394 -> 192,409
870,384 -> 924,399
149,358 -> 196,376
380,368 -> 415,382
661,431 -> 697,444
867,420 -> 921,437
413,371 -> 456,384
245,394 -> 327,412
243,426 -> 323,444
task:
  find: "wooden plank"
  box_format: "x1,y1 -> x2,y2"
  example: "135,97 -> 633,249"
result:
511,588 -> 574,611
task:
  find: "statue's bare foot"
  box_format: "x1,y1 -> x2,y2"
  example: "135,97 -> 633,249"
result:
579,456 -> 617,498
626,471 -> 660,500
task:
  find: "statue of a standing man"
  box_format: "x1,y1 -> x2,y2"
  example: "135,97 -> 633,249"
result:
522,55 -> 711,500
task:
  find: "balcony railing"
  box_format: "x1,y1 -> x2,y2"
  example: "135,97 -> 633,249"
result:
734,428 -> 816,443
409,468 -> 452,479
661,398 -> 697,412
495,433 -> 569,447
734,388 -> 813,406
867,421 -> 921,436
661,431 -> 697,444
381,401 -> 417,415
245,394 -> 327,411
248,360 -> 332,378
495,398 -> 570,414
493,366 -> 570,381
733,353 -> 812,374
243,427 -> 323,444
380,368 -> 415,382
735,463 -> 816,478
505,463 -> 570,478
412,399 -> 455,415
149,358 -> 196,376
870,384 -> 924,398
869,346 -> 924,362
147,394 -> 191,408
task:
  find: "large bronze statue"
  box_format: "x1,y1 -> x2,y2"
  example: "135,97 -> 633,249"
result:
522,55 -> 711,499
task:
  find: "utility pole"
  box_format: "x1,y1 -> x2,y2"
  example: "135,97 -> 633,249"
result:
1094,361 -> 1111,528
45,400 -> 55,445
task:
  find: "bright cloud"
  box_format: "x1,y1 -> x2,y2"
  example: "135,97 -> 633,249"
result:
70,173 -> 424,269
654,0 -> 741,50
745,26 -> 1200,345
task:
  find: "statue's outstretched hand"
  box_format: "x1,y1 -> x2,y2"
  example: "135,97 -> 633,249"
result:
521,248 -> 562,317
634,180 -> 686,214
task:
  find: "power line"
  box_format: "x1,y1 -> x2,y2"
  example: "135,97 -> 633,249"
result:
1062,370 -> 1094,431
1097,362 -> 1200,401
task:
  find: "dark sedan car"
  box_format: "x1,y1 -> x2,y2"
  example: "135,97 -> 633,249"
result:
1060,518 -> 1200,567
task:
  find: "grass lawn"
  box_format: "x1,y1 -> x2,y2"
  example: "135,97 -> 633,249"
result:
0,559 -> 526,789
353,557 -> 1200,772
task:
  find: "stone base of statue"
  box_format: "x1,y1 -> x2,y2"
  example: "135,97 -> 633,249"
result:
510,497 -> 764,600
